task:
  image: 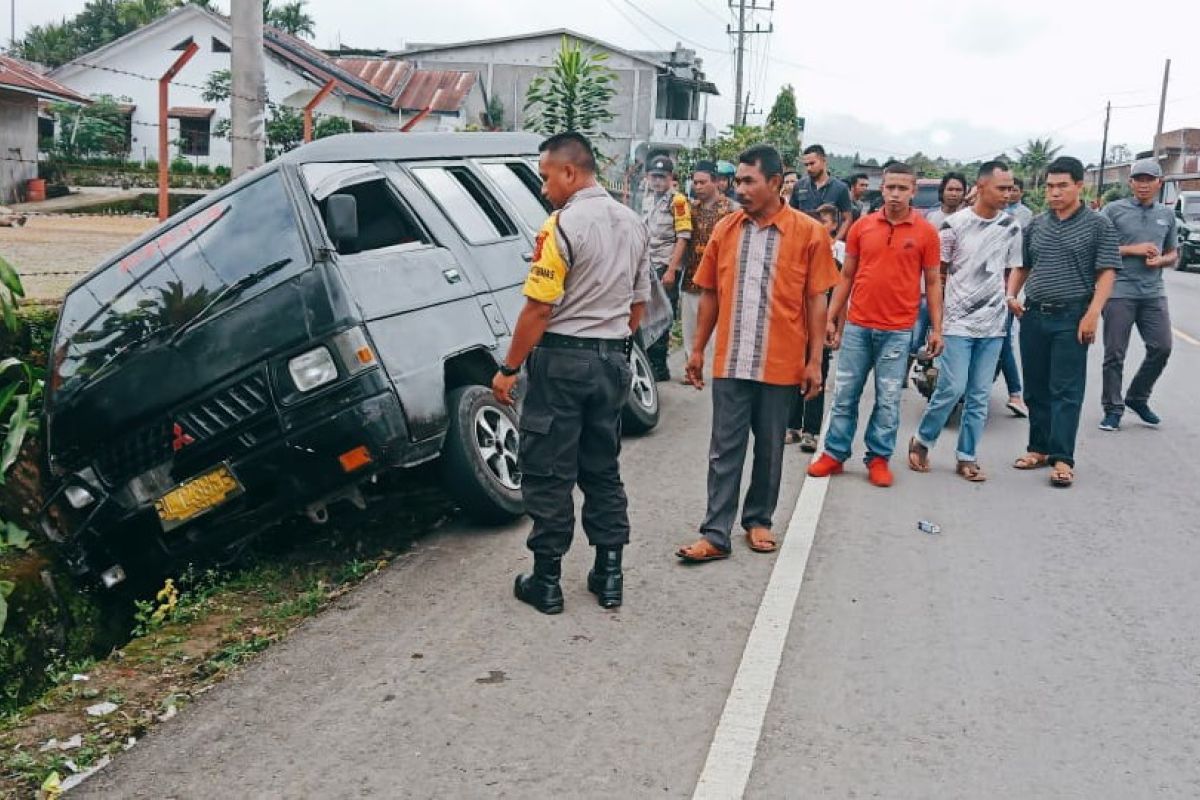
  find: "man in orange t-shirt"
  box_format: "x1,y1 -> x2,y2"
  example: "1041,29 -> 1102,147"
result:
676,144 -> 840,563
808,161 -> 944,488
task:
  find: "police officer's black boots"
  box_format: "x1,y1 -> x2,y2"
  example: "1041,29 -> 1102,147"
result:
587,546 -> 623,609
514,555 -> 564,615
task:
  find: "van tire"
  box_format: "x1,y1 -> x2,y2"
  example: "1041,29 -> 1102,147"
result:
440,385 -> 525,524
622,340 -> 660,434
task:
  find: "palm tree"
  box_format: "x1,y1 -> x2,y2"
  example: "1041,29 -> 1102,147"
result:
263,0 -> 316,38
1015,138 -> 1062,190
523,37 -> 616,139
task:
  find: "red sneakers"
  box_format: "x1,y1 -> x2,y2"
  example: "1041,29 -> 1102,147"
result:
807,453 -> 844,478
867,457 -> 894,487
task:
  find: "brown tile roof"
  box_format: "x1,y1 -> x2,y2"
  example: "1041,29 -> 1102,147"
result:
394,69 -> 477,113
0,54 -> 89,105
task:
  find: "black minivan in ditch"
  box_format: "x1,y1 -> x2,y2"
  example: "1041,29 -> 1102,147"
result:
40,132 -> 667,588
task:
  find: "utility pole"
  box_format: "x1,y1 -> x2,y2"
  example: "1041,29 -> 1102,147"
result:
727,0 -> 773,129
1153,58 -> 1170,159
231,0 -> 266,175
1097,100 -> 1111,200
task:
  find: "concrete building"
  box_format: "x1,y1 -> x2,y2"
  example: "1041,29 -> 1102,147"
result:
0,55 -> 89,204
395,30 -> 718,176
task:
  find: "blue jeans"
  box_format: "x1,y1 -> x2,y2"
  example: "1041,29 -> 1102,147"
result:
997,311 -> 1022,396
915,335 -> 1004,462
909,297 -> 931,356
824,322 -> 911,463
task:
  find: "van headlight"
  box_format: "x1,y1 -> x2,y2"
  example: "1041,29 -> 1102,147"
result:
288,346 -> 338,392
65,484 -> 95,509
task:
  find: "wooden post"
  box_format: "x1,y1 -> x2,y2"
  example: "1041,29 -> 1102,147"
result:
400,107 -> 432,132
303,79 -> 337,143
158,41 -> 199,222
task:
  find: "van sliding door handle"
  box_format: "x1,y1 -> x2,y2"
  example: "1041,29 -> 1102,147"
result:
521,252 -> 533,262
442,268 -> 461,284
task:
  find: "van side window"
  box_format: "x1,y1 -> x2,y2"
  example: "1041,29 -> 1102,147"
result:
319,179 -> 428,255
412,166 -> 517,244
480,162 -> 552,231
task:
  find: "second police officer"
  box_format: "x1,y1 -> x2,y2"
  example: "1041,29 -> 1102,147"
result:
492,132 -> 651,615
643,154 -> 691,382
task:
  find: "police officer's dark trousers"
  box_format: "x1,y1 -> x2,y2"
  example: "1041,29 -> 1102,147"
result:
519,337 -> 633,557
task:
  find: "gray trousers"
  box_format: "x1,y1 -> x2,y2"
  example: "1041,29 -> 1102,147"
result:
519,345 -> 633,557
1101,296 -> 1172,415
700,378 -> 795,552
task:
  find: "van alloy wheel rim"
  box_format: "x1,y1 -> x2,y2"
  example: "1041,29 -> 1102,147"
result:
475,407 -> 520,490
630,350 -> 655,411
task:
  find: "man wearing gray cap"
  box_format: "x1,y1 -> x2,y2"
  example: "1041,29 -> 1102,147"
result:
1098,158 -> 1177,431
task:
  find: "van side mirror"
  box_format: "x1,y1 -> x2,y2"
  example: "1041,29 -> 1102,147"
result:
324,194 -> 359,247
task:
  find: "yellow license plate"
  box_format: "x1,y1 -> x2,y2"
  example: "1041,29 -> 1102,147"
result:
154,464 -> 244,531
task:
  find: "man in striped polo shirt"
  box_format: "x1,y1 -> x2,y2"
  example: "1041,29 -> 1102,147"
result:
1006,156 -> 1121,487
675,144 -> 840,562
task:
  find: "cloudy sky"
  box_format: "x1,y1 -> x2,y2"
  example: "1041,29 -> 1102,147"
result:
12,0 -> 1200,163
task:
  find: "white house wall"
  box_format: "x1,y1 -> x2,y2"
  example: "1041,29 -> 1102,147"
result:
51,10 -> 396,168
0,90 -> 38,204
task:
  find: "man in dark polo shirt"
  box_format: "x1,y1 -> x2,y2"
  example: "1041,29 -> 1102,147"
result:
1098,158 -> 1177,431
791,144 -> 853,240
1006,156 -> 1121,487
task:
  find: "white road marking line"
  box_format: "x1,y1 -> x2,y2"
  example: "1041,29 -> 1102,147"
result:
1173,327 -> 1200,347
692,462 -> 831,800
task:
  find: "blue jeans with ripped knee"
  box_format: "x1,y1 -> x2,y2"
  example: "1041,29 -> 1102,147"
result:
824,322 -> 912,463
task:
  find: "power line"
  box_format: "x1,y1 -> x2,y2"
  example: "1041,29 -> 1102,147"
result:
617,0 -> 727,54
603,0 -> 669,50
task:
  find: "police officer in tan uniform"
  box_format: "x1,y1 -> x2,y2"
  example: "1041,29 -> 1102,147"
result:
642,155 -> 691,381
492,132 -> 651,615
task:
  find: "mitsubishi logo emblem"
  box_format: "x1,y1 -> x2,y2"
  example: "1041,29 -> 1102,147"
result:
172,423 -> 195,452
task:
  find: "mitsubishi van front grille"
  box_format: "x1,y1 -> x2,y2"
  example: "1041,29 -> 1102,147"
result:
93,371 -> 273,487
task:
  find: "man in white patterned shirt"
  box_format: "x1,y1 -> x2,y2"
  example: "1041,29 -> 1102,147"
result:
907,161 -> 1021,481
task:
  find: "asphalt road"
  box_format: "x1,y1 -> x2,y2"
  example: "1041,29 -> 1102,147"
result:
80,271 -> 1200,799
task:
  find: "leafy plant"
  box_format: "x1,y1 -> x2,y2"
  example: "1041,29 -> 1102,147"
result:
48,95 -> 133,160
1015,137 -> 1062,190
523,37 -> 616,139
131,578 -> 180,636
0,259 -> 43,639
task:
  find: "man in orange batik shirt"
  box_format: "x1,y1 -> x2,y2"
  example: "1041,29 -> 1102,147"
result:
676,144 -> 840,563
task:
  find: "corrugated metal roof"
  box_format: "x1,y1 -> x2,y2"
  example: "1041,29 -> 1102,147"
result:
395,69 -> 477,113
262,27 -> 393,109
332,58 -> 413,97
0,54 -> 89,105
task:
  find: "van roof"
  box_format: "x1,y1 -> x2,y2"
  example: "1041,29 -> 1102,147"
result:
276,131 -> 545,164
65,132 -> 548,294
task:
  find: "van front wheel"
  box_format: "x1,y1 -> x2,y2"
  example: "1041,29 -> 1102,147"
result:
621,340 -> 660,434
440,385 -> 525,524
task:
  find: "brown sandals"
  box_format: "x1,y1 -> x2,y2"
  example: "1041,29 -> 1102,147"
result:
956,461 -> 987,482
1012,453 -> 1049,470
907,437 -> 930,472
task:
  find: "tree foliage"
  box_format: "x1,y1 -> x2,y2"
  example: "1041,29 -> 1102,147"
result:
1014,137 -> 1062,190
263,0 -> 316,38
764,84 -> 800,167
523,37 -> 617,139
48,95 -> 132,158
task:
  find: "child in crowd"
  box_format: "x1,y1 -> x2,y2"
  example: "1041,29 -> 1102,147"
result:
785,204 -> 842,451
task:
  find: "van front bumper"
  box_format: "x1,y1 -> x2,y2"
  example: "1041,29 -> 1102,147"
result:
43,387 -> 412,581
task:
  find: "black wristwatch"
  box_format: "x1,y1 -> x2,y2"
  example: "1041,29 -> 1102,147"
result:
498,363 -> 520,377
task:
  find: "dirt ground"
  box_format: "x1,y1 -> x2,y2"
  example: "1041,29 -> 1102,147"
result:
0,215 -> 159,301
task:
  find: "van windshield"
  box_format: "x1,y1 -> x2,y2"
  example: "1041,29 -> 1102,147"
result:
52,172 -> 307,400
914,184 -> 940,209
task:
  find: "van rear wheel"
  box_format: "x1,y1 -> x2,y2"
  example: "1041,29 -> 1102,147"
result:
440,385 -> 525,524
622,340 -> 660,434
